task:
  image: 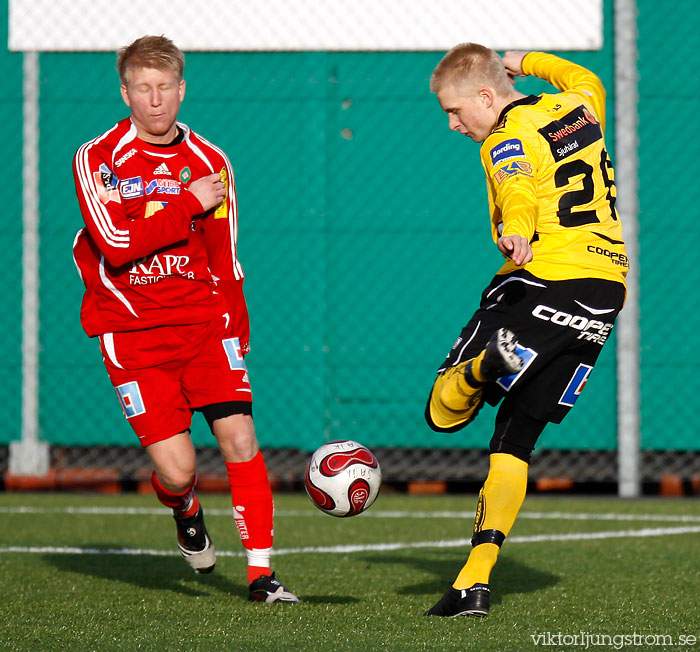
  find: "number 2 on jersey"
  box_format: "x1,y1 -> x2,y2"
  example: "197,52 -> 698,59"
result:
555,148 -> 618,227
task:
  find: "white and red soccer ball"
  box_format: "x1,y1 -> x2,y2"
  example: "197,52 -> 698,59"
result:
304,440 -> 382,517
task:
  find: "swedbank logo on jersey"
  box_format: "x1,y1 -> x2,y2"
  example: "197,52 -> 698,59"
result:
538,105 -> 602,161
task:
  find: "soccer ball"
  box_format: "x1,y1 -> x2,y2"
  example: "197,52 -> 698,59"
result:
304,440 -> 382,517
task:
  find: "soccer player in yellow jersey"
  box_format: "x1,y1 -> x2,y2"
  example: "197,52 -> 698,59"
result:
424,45 -> 628,617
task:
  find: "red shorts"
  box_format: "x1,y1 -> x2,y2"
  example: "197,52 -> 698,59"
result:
99,318 -> 252,446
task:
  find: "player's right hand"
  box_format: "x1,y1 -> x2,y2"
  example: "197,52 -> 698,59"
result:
188,173 -> 227,212
497,234 -> 533,266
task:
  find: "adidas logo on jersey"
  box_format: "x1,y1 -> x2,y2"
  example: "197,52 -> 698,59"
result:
153,162 -> 172,175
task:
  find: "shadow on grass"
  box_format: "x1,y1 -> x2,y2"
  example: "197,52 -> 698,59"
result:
43,546 -> 246,598
297,595 -> 361,605
43,549 -> 361,604
362,552 -> 559,605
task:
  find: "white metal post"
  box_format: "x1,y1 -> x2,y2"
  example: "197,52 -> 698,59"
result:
614,0 -> 641,497
9,51 -> 49,476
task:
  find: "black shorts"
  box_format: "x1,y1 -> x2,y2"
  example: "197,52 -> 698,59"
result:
436,270 -> 626,423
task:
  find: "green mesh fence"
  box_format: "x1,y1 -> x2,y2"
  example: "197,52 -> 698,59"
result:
3,0 -> 698,463
0,14 -> 22,446
637,0 -> 700,452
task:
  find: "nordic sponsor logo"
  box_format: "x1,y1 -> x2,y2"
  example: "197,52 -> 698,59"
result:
115,381 -> 146,418
494,160 -> 533,184
128,254 -> 194,285
556,140 -> 579,158
490,138 -> 525,166
538,105 -> 602,160
532,304 -> 613,344
587,245 -> 629,267
145,178 -> 181,195
548,108 -> 597,141
114,148 -> 137,168
119,176 -> 143,199
559,363 -> 593,407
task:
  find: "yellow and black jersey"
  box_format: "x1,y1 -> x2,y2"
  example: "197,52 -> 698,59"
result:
480,52 -> 627,284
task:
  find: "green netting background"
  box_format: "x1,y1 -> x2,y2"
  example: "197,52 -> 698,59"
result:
636,0 -> 700,451
1,0 -> 696,454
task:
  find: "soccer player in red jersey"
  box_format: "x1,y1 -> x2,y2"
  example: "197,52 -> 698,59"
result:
72,35 -> 297,604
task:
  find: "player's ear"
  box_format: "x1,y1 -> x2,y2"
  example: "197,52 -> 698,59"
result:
179,79 -> 186,102
120,84 -> 131,108
478,87 -> 495,108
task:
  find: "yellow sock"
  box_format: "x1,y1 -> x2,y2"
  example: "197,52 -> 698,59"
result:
470,349 -> 487,383
427,350 -> 488,430
453,541 -> 500,589
453,453 -> 529,589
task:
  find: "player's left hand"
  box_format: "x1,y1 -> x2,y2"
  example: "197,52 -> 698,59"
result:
497,234 -> 533,266
503,51 -> 528,78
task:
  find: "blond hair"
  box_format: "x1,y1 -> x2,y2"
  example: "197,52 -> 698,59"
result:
117,35 -> 185,86
430,43 -> 511,96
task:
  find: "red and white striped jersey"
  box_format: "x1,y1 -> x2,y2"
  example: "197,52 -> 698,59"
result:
73,118 -> 250,351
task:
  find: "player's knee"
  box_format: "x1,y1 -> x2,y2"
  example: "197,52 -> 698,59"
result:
155,467 -> 195,493
424,404 -> 464,433
207,410 -> 259,462
488,439 -> 532,463
425,390 -> 480,433
425,369 -> 484,433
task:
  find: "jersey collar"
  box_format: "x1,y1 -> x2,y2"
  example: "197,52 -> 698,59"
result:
141,126 -> 185,148
496,94 -> 541,127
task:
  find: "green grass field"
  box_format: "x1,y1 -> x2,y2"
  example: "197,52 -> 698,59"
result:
1,492 -> 699,652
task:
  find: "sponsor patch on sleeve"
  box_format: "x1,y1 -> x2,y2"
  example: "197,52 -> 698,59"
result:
490,138 -> 526,167
494,160 -> 533,184
94,163 -> 121,204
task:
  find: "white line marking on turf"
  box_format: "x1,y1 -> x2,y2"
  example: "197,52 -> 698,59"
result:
2,506 -> 700,523
0,506 -> 172,515
1,525 -> 699,558
367,510 -> 700,523
522,511 -> 700,523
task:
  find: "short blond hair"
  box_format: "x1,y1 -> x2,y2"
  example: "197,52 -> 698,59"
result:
117,35 -> 184,86
431,43 -> 511,96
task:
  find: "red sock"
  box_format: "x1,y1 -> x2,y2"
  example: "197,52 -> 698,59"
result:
151,471 -> 200,519
225,452 -> 274,583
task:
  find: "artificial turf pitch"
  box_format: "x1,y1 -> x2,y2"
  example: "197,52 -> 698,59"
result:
1,492 -> 698,652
